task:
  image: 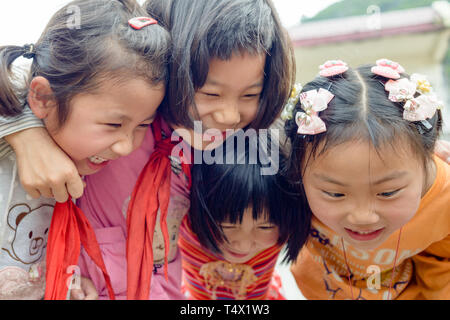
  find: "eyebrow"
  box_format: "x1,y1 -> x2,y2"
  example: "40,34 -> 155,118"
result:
313,173 -> 348,187
313,171 -> 408,187
107,113 -> 156,122
372,171 -> 408,185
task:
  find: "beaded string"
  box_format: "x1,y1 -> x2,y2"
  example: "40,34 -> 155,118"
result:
341,228 -> 402,300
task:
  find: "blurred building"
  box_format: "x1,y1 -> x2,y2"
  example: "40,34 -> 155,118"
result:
288,1 -> 450,137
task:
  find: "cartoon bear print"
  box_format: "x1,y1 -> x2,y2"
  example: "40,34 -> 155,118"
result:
2,203 -> 53,265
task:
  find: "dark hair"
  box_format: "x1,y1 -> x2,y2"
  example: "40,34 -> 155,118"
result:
189,132 -> 310,262
284,64 -> 443,181
0,0 -> 171,127
144,0 -> 295,129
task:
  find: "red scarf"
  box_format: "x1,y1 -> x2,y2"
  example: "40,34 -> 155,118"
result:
45,199 -> 115,300
126,115 -> 191,299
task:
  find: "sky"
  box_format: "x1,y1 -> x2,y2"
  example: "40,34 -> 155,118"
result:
0,0 -> 339,45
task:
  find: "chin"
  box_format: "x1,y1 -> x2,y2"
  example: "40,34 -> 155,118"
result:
75,160 -> 99,176
224,255 -> 250,264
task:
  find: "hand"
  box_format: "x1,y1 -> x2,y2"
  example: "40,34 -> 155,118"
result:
5,127 -> 85,202
70,276 -> 99,300
435,140 -> 450,164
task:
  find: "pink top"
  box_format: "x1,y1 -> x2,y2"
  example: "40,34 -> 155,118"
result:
77,118 -> 190,299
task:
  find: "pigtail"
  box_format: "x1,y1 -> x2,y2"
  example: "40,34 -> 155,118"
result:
0,45 -> 28,117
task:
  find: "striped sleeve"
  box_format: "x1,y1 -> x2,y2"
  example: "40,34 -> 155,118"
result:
0,107 -> 44,139
0,107 -> 44,159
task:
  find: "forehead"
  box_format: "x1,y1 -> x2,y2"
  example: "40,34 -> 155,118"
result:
70,78 -> 163,114
205,52 -> 265,88
305,139 -> 423,182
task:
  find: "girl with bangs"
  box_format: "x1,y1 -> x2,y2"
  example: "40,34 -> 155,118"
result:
179,133 -> 310,300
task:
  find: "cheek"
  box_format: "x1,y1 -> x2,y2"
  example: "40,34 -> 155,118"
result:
304,185 -> 340,225
132,129 -> 148,151
381,190 -> 422,228
51,128 -> 93,160
51,124 -> 112,160
256,230 -> 279,248
191,98 -> 210,120
238,102 -> 259,124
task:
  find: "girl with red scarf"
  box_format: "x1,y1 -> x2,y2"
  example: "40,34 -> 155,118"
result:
1,0 -> 295,299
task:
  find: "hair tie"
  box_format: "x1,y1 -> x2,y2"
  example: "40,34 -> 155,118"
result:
22,43 -> 36,59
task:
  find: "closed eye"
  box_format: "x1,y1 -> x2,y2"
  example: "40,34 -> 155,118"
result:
377,189 -> 401,198
322,191 -> 345,198
105,123 -> 122,128
258,225 -> 276,230
243,93 -> 260,98
202,92 -> 219,97
220,225 -> 236,230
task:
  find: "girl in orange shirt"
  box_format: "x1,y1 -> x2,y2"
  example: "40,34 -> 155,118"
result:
283,59 -> 449,300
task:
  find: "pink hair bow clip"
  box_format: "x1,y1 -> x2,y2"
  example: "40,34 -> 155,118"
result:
129,17 -> 158,30
371,58 -> 405,79
319,60 -> 348,77
385,77 -> 439,122
295,88 -> 334,135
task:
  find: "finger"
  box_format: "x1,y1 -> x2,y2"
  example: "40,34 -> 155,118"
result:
51,184 -> 69,203
81,280 -> 99,300
83,289 -> 99,300
24,188 -> 41,199
37,187 -> 54,199
70,288 -> 85,300
66,175 -> 85,199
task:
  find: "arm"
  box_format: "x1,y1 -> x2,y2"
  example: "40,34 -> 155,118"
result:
409,235 -> 450,299
0,110 -> 84,201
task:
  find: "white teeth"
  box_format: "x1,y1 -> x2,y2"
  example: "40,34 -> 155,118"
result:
88,155 -> 108,164
354,230 -> 374,235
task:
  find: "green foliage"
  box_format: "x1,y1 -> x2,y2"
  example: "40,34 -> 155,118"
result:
301,0 -> 437,23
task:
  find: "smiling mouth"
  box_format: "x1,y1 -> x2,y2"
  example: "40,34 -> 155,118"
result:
344,227 -> 385,241
225,248 -> 250,258
88,155 -> 109,164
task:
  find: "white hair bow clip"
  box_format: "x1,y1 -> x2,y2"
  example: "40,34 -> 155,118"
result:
385,75 -> 441,122
295,88 -> 334,135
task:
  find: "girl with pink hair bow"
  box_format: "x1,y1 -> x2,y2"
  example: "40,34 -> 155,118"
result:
283,59 -> 450,300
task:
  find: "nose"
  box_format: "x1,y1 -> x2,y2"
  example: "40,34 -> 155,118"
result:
110,133 -> 134,157
230,237 -> 254,253
347,206 -> 380,225
212,101 -> 241,127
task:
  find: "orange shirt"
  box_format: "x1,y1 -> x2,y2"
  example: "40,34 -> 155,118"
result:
291,157 -> 450,300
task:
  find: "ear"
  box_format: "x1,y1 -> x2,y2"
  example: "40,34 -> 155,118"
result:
7,204 -> 31,230
27,76 -> 56,119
